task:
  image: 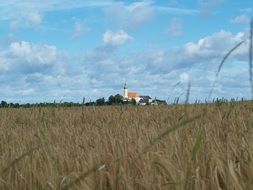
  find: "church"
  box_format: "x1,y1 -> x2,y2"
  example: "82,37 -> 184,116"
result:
123,83 -> 152,105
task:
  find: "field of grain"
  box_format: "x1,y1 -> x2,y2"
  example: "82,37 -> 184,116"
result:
0,103 -> 253,190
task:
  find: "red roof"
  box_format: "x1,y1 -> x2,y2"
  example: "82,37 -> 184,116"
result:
128,92 -> 139,99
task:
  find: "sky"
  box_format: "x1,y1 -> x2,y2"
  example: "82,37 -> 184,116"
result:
0,0 -> 252,103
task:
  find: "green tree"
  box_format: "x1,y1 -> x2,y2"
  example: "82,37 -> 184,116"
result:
114,94 -> 123,104
131,98 -> 136,105
1,101 -> 8,108
108,94 -> 123,105
108,95 -> 115,105
96,97 -> 105,106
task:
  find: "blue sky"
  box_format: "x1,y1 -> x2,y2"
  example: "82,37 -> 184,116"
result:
0,0 -> 252,103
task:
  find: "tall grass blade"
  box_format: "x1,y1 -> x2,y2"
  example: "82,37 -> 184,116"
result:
245,177 -> 253,190
1,147 -> 37,175
249,17 -> 253,99
168,82 -> 181,101
185,82 -> 191,105
162,176 -> 196,187
141,113 -> 205,154
37,123 -> 60,176
208,40 -> 245,99
61,164 -> 104,190
191,130 -> 205,161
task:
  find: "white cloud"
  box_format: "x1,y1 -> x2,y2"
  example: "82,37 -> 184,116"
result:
126,0 -> 153,11
155,6 -> 199,15
103,30 -> 133,47
82,30 -> 249,100
1,0 -> 199,33
198,0 -> 223,16
72,21 -> 90,38
239,8 -> 252,13
230,14 -> 250,25
29,12 -> 43,26
182,30 -> 247,60
9,41 -> 57,66
17,88 -> 35,96
104,1 -> 155,30
180,73 -> 190,83
0,40 -> 89,102
95,30 -> 248,85
104,1 -> 199,31
9,11 -> 43,30
0,1 -> 114,21
0,29 -> 251,103
166,18 -> 183,37
130,4 -> 154,27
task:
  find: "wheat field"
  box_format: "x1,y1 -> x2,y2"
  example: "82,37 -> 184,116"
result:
0,102 -> 253,190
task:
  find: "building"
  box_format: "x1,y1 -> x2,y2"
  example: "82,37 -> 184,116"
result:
123,83 -> 140,102
123,83 -> 151,105
152,99 -> 167,105
123,83 -> 167,105
139,96 -> 153,105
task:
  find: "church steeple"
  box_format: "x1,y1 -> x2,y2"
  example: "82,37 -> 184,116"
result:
123,82 -> 128,98
124,82 -> 128,89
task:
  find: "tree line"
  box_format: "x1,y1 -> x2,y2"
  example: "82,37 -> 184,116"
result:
0,94 -> 137,108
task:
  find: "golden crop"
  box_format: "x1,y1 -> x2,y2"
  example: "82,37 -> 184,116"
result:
0,103 -> 253,189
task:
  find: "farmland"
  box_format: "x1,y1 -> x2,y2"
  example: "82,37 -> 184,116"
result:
0,102 -> 253,189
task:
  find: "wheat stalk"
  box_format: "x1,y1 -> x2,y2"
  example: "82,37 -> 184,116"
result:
249,17 -> 253,98
208,41 -> 244,100
1,147 -> 37,175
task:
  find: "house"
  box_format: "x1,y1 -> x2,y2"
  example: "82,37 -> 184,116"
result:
139,96 -> 153,105
152,99 -> 167,105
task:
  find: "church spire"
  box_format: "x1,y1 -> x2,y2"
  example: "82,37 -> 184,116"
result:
123,82 -> 128,98
124,82 -> 128,89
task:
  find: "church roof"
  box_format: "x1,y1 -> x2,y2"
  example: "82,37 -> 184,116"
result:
140,96 -> 152,100
128,92 -> 139,99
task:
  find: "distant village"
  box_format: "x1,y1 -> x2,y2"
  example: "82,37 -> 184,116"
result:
122,83 -> 167,106
83,83 -> 167,106
0,83 -> 167,108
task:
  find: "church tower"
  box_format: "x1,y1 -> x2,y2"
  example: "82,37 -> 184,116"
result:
124,82 -> 128,99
